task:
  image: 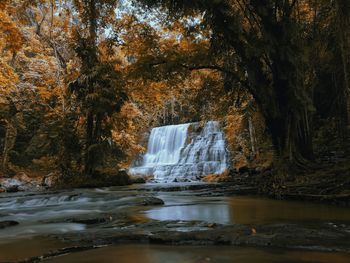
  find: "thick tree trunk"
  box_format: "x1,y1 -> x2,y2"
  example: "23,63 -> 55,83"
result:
254,1 -> 314,168
244,59 -> 314,168
265,110 -> 313,166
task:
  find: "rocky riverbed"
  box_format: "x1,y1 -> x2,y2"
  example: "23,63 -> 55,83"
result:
1,183 -> 350,262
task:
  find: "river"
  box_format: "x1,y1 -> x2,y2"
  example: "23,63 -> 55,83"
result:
1,183 -> 350,262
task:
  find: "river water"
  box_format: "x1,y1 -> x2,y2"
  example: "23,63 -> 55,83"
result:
1,183 -> 350,262
47,244 -> 350,263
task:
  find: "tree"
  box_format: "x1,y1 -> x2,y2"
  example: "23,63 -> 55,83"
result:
335,0 -> 350,126
0,0 -> 23,171
69,0 -> 127,177
136,0 -> 316,170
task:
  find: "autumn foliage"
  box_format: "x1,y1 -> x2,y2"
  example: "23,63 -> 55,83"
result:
0,0 -> 349,185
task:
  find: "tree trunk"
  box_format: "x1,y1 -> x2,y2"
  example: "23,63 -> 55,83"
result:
265,111 -> 313,165
252,1 -> 314,169
83,0 -> 99,177
2,120 -> 17,172
84,110 -> 94,176
336,0 -> 350,125
248,115 -> 257,155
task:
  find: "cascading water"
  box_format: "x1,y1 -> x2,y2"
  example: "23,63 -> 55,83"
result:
143,123 -> 190,166
129,121 -> 229,182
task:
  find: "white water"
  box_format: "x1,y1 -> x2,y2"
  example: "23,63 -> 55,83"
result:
144,123 -> 190,165
129,121 -> 229,182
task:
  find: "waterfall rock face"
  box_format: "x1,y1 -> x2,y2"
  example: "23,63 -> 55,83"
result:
129,121 -> 229,182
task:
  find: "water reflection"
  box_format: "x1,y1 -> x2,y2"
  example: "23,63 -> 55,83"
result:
0,223 -> 86,240
47,244 -> 350,263
1,186 -> 350,262
147,204 -> 231,224
228,197 -> 350,224
147,195 -> 350,224
0,237 -> 70,262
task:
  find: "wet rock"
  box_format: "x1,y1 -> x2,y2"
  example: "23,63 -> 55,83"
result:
6,185 -> 19,193
15,172 -> 32,184
0,178 -> 22,192
114,169 -> 131,185
42,172 -> 59,187
237,166 -> 259,175
21,245 -> 102,262
130,176 -> 146,184
0,220 -> 19,229
41,216 -> 111,225
166,223 -> 186,228
2,178 -> 41,192
72,218 -> 108,225
56,218 -> 350,253
0,173 -> 43,192
142,197 -> 164,206
238,166 -> 250,174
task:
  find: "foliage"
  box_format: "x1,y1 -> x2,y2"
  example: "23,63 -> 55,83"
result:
0,0 -> 349,183
135,0 -> 349,170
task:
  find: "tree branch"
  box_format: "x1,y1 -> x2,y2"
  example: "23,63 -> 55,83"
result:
148,60 -> 235,75
180,64 -> 234,75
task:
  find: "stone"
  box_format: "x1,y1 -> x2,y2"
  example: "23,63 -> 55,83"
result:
130,176 -> 146,184
6,185 -> 19,193
0,220 -> 19,229
142,197 -> 164,206
14,172 -> 32,184
238,166 -> 250,174
0,176 -> 43,192
42,172 -> 59,187
72,218 -> 108,225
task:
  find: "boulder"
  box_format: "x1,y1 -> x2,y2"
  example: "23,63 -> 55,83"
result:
131,176 -> 146,184
0,220 -> 19,229
14,172 -> 32,184
0,178 -> 23,192
0,173 -> 43,192
42,172 -> 59,187
142,197 -> 164,206
6,184 -> 19,193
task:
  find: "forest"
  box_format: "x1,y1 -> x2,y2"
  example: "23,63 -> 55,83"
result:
0,0 -> 350,262
1,0 -> 349,196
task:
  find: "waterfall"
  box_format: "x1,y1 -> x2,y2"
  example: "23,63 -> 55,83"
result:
129,121 -> 229,182
143,123 -> 190,165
